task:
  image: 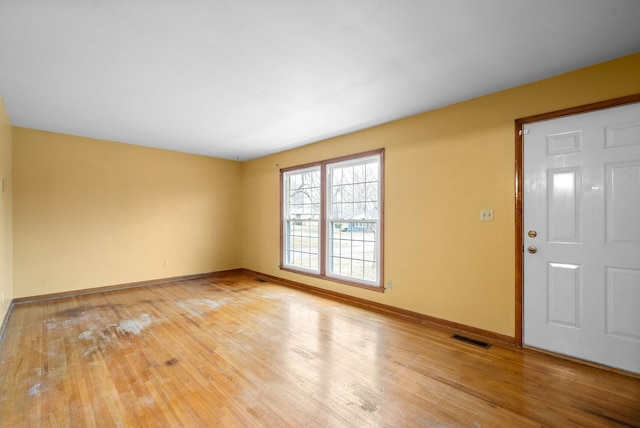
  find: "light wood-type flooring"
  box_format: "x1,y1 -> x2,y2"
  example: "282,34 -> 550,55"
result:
1,272 -> 639,427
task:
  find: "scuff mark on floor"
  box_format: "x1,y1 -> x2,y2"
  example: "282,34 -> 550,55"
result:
352,385 -> 381,414
140,395 -> 155,407
28,383 -> 41,396
83,346 -> 99,357
56,307 -> 88,318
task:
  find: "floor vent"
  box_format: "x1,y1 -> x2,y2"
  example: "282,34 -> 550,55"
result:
255,278 -> 268,283
451,334 -> 491,349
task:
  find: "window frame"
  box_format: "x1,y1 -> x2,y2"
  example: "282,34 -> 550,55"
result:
281,165 -> 322,275
280,149 -> 384,292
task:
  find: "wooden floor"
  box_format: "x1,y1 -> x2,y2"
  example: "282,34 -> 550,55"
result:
0,272 -> 639,427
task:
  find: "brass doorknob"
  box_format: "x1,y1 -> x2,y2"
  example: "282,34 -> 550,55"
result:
527,246 -> 537,254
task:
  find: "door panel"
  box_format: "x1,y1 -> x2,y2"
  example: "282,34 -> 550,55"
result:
606,268 -> 640,340
547,167 -> 580,242
605,120 -> 640,148
547,262 -> 581,328
606,161 -> 640,245
523,102 -> 640,374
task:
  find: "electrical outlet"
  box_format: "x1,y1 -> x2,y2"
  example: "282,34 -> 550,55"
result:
163,260 -> 169,268
480,209 -> 494,221
386,280 -> 393,290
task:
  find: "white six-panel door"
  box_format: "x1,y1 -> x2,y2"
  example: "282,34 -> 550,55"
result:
523,102 -> 640,374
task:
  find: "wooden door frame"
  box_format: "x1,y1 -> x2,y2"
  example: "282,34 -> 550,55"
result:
514,93 -> 640,346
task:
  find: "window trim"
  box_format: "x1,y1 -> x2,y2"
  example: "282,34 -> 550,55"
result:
280,148 -> 384,292
281,165 -> 322,275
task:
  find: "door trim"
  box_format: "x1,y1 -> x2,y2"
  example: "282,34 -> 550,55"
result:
514,93 -> 640,347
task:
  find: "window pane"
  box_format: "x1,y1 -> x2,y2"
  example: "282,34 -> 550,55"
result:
353,164 -> 365,183
328,221 -> 377,282
283,167 -> 321,273
326,155 -> 380,284
284,220 -> 319,271
329,158 -> 379,221
287,168 -> 320,220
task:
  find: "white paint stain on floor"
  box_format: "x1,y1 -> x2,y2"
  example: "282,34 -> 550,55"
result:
78,313 -> 155,340
11,309 -> 163,401
77,313 -> 158,357
177,298 -> 229,318
118,314 -> 153,335
78,330 -> 93,340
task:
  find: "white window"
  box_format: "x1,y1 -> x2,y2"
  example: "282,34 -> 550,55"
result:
282,166 -> 321,274
281,150 -> 383,290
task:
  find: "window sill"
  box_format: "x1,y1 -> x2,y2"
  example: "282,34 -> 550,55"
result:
279,266 -> 385,293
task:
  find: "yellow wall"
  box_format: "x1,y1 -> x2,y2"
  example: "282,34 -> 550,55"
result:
242,52 -> 640,337
0,98 -> 12,321
7,53 -> 640,336
13,129 -> 243,298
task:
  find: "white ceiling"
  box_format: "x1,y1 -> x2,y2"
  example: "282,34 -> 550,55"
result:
1,1 -> 639,161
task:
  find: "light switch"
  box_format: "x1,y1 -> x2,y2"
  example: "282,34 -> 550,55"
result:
480,209 -> 494,221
